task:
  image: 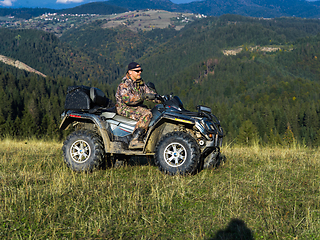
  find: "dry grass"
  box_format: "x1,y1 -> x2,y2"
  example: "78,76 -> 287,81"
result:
0,139 -> 319,239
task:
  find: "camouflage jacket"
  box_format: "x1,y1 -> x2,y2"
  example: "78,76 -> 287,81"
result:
115,77 -> 158,112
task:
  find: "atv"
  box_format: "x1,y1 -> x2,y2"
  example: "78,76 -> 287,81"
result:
59,84 -> 224,175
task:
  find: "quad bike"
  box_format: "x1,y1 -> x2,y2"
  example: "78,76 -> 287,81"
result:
59,84 -> 224,175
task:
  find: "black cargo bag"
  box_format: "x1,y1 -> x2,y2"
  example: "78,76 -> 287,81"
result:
64,85 -> 109,110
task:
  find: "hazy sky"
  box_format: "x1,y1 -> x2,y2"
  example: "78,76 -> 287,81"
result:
0,0 -> 317,9
0,0 -> 197,9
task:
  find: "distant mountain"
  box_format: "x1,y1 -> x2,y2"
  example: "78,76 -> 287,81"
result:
106,0 -> 320,18
0,7 -> 55,19
58,2 -> 128,15
1,0 -> 319,19
107,0 -> 177,11
178,0 -> 320,18
0,2 -> 127,19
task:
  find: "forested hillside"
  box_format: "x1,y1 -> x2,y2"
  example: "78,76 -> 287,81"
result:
140,15 -> 320,91
139,16 -> 320,145
0,63 -> 112,139
60,21 -> 178,84
0,28 -> 114,82
161,36 -> 320,145
1,14 -> 320,146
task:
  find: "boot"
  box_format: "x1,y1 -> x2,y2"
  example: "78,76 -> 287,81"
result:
129,128 -> 146,149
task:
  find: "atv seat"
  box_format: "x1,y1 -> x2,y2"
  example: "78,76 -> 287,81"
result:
101,112 -> 137,127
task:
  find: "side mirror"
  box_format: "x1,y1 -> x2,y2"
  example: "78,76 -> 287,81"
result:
146,82 -> 157,93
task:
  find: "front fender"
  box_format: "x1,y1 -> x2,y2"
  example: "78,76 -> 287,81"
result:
144,114 -> 195,153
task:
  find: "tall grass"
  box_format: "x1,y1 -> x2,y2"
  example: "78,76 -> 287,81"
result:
0,139 -> 319,239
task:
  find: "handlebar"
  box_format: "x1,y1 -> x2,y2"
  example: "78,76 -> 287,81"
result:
156,93 -> 174,103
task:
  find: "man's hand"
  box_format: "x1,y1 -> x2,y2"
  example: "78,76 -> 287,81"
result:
141,93 -> 156,100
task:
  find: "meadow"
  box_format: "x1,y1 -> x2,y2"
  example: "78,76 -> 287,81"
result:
0,139 -> 319,239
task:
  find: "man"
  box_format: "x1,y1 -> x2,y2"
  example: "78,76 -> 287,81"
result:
115,62 -> 159,149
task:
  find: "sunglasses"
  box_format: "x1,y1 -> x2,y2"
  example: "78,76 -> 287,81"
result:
131,69 -> 143,73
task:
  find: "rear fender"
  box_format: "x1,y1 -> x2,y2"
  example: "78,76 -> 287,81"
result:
60,111 -> 111,151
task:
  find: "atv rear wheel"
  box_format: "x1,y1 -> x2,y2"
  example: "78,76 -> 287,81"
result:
62,130 -> 105,172
155,131 -> 200,175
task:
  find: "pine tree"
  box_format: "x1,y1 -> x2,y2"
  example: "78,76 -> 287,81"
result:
237,119 -> 259,146
283,123 -> 296,147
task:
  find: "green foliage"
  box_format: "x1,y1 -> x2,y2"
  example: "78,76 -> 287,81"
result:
282,123 -> 296,147
237,120 -> 258,146
132,16 -> 320,146
0,65 -> 112,139
60,22 -> 178,84
0,28 -> 112,83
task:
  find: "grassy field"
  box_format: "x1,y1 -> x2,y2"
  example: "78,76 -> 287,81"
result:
102,10 -> 195,32
0,139 -> 319,239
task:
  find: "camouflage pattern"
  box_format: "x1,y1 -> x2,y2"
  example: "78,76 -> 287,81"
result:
115,77 -> 159,131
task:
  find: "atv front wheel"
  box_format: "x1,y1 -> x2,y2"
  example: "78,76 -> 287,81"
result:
62,130 -> 105,172
155,131 -> 200,175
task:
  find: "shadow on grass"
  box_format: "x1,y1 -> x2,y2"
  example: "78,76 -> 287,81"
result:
208,219 -> 254,240
109,155 -> 156,168
108,154 -> 226,173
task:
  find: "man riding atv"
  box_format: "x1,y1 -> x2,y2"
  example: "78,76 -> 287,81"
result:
115,62 -> 160,149
60,64 -> 224,175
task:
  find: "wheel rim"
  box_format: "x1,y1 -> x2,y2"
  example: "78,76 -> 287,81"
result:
163,142 -> 187,167
70,140 -> 91,163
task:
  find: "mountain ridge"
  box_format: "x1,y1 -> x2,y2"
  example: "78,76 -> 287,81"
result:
58,2 -> 128,15
1,0 -> 320,18
106,0 -> 320,18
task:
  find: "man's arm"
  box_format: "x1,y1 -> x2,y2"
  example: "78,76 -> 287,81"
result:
144,85 -> 161,103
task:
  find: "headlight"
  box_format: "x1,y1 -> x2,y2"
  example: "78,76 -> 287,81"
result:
197,105 -> 212,113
